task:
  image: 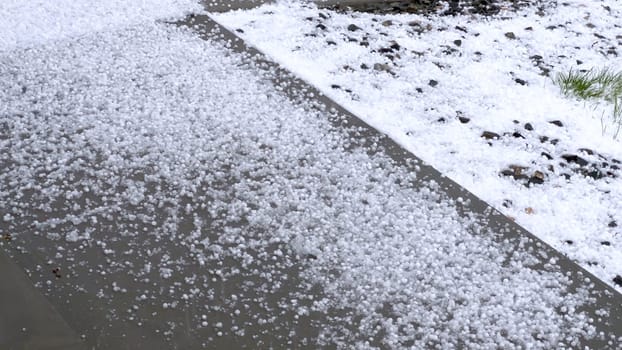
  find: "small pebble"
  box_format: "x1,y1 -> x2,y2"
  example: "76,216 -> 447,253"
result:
347,24 -> 361,32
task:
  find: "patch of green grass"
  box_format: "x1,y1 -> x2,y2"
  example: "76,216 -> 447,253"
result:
554,67 -> 622,138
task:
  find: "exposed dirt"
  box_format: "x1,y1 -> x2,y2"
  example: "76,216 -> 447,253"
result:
324,0 -> 554,17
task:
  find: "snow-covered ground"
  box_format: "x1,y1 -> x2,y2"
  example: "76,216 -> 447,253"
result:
1,0 -> 618,348
215,0 -> 622,292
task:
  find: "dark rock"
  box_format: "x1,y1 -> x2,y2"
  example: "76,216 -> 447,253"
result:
609,220 -> 618,227
386,53 -> 398,61
360,63 -> 369,70
510,165 -> 528,174
550,138 -> 559,145
512,120 -> 520,124
505,32 -> 517,40
524,123 -> 534,131
564,240 -> 573,245
455,26 -> 467,33
601,241 -> 611,246
561,154 -> 589,166
584,168 -> 606,180
502,199 -> 513,208
458,116 -> 470,124
500,168 -> 529,181
549,120 -> 563,127
525,26 -> 533,31
360,41 -> 370,47
576,59 -> 583,65
326,40 -> 337,46
319,12 -> 328,20
613,275 -> 622,287
316,24 -> 327,30
540,152 -> 553,160
583,167 -> 605,179
428,79 -> 438,87
481,131 -> 500,140
437,117 -> 447,123
441,45 -> 459,55
453,39 -> 462,47
331,84 -> 341,89
512,132 -> 525,139
411,21 -> 432,33
578,148 -> 594,155
416,87 -> 423,93
529,171 -> 545,185
235,28 -> 244,33
515,78 -> 527,85
382,20 -> 393,27
539,67 -> 551,76
390,41 -> 401,50
347,24 -> 362,32
379,47 -> 394,54
530,54 -> 543,60
304,253 -> 318,260
539,136 -> 549,143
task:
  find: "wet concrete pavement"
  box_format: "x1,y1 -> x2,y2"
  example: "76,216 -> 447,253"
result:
0,248 -> 85,350
0,2 -> 621,349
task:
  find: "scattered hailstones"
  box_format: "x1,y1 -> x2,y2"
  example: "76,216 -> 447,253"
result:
0,19 -> 612,349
